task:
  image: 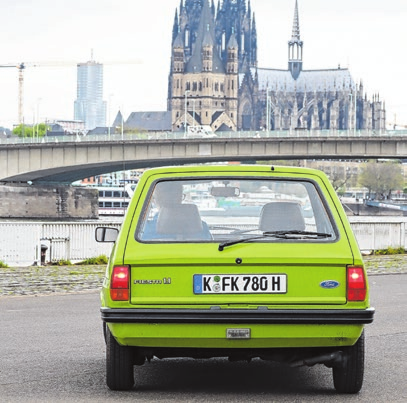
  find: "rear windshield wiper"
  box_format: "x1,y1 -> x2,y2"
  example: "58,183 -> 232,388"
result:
264,230 -> 333,238
218,230 -> 332,251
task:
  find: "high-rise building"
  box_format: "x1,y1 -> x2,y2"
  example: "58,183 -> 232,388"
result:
74,60 -> 106,131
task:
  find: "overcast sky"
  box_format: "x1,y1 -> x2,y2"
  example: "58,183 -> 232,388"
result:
0,0 -> 405,129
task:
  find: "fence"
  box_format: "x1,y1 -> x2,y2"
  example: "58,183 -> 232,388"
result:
0,221 -> 121,267
1,217 -> 407,266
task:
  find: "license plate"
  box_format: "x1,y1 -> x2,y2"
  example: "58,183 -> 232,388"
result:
193,274 -> 287,294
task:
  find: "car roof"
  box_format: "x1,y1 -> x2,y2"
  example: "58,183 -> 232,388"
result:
141,164 -> 325,177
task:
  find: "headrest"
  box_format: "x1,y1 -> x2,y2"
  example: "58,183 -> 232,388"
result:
156,204 -> 203,237
259,201 -> 305,232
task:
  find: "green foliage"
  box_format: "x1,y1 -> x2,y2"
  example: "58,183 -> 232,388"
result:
0,260 -> 9,268
51,259 -> 72,266
13,123 -> 50,138
374,247 -> 406,255
76,255 -> 109,265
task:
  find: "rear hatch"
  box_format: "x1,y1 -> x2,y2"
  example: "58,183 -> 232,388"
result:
127,241 -> 353,307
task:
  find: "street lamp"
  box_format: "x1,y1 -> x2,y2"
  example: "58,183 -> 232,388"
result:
266,88 -> 271,132
349,92 -> 357,135
184,90 -> 191,136
108,93 -> 114,140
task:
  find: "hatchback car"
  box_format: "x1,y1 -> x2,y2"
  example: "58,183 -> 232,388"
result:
96,165 -> 374,393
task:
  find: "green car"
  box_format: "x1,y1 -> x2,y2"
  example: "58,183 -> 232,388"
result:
96,165 -> 374,393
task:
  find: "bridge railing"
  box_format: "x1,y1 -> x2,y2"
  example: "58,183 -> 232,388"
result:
1,129 -> 407,145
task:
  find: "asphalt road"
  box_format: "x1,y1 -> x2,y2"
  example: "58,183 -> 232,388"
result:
0,274 -> 406,402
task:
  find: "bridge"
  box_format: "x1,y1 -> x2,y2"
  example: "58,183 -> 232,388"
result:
1,130 -> 407,184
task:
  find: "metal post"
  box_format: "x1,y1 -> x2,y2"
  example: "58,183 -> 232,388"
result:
184,90 -> 190,136
266,87 -> 269,132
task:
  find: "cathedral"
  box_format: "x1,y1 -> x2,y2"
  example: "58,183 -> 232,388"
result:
168,0 -> 386,132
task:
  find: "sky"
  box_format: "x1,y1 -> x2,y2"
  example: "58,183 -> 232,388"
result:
0,0 -> 406,129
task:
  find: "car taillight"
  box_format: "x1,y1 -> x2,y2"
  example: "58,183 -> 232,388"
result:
347,266 -> 367,301
110,266 -> 130,301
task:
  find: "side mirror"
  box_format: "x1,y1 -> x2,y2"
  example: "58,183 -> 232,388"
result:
95,227 -> 119,243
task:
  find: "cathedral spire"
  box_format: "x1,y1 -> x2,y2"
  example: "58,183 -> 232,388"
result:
291,0 -> 300,41
288,0 -> 303,80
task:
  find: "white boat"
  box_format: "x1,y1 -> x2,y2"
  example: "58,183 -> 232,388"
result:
97,182 -> 137,216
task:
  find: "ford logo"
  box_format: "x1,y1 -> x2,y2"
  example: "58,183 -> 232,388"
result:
320,280 -> 340,289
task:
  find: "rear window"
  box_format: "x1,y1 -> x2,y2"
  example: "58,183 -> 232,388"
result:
135,177 -> 337,243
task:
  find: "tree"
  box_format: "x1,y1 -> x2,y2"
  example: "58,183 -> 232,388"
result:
358,161 -> 404,200
13,123 -> 49,138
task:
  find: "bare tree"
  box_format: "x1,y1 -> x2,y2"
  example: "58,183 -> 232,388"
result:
359,161 -> 404,200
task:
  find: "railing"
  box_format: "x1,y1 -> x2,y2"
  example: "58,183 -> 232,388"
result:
1,129 -> 407,146
1,217 -> 407,266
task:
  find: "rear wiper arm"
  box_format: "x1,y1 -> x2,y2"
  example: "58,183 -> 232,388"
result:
264,230 -> 332,238
218,231 -> 332,251
218,233 -> 278,251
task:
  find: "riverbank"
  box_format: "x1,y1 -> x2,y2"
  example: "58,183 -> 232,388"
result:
1,255 -> 407,297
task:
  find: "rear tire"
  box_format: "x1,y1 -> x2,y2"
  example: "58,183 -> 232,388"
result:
106,326 -> 135,390
333,331 -> 365,394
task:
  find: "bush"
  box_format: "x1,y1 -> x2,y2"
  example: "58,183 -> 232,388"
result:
76,255 -> 109,265
0,260 -> 9,268
374,247 -> 406,255
51,259 -> 72,266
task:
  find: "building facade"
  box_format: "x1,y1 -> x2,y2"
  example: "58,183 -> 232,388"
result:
74,60 -> 107,131
168,0 -> 386,132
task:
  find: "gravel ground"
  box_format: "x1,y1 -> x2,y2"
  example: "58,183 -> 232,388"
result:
0,255 -> 406,297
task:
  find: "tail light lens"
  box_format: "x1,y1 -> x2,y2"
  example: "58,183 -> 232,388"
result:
110,266 -> 130,301
347,266 -> 367,301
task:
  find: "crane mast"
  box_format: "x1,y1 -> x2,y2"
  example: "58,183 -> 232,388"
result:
0,63 -> 25,125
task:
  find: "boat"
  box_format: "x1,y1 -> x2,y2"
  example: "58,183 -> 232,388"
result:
97,181 -> 137,216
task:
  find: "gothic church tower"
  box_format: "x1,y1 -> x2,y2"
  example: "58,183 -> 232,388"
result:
168,0 -> 256,132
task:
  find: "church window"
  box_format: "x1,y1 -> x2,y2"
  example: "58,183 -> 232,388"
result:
206,78 -> 209,87
232,80 -> 234,90
199,82 -> 203,91
215,83 -> 219,91
177,80 -> 179,89
220,84 -> 224,92
186,82 -> 191,90
185,29 -> 189,47
193,82 -> 197,91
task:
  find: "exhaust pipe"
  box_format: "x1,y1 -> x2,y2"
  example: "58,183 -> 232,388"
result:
290,351 -> 344,368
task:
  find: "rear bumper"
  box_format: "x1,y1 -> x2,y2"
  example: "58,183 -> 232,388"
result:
101,307 -> 375,325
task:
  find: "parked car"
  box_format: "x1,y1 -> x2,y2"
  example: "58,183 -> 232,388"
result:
96,164 -> 374,392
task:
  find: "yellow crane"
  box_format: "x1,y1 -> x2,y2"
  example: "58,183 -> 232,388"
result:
0,58 -> 142,126
0,62 -> 26,125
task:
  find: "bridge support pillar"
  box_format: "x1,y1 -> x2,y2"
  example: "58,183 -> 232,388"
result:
0,185 -> 98,219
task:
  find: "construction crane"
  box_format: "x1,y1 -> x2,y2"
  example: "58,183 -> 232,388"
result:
0,58 -> 142,127
0,62 -> 26,125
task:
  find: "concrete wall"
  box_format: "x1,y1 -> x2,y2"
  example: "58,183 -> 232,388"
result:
0,185 -> 98,219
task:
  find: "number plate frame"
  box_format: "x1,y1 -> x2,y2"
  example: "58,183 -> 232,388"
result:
193,274 -> 287,294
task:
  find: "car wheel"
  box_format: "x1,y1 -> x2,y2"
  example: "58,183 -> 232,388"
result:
333,331 -> 365,394
106,326 -> 135,390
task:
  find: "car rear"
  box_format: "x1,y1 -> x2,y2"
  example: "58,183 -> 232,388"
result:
99,165 -> 374,392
